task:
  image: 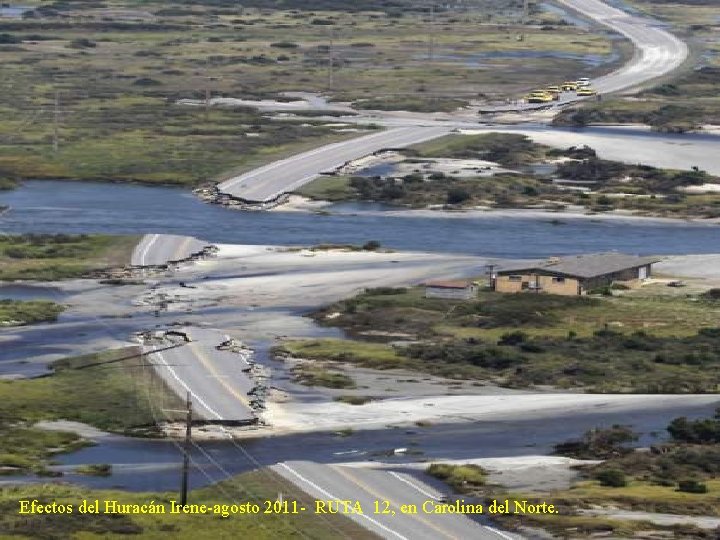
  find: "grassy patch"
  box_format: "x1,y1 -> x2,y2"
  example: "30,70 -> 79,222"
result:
352,96 -> 469,113
0,347 -> 184,473
297,285 -> 720,391
278,339 -> 405,369
426,463 -> 486,493
0,470 -> 377,539
334,395 -> 374,405
291,364 -> 356,389
0,234 -> 139,280
0,299 -> 64,326
295,175 -> 354,201
0,0 -> 617,186
408,133 -> 544,167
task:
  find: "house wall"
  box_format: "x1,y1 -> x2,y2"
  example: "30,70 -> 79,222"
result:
580,265 -> 652,292
495,273 -> 580,295
495,264 -> 654,295
425,286 -> 476,300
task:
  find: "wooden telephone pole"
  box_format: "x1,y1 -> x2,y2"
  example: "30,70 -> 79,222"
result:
53,90 -> 60,153
181,391 -> 192,506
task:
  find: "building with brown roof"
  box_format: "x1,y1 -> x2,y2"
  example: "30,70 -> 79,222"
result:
494,252 -> 660,296
424,279 -> 478,300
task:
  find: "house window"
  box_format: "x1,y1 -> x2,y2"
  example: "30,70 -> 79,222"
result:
508,275 -> 522,282
552,277 -> 565,283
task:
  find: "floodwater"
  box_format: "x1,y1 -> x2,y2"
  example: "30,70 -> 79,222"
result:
2,180 -> 720,259
0,5 -> 31,18
0,284 -> 66,301
7,398 -> 716,492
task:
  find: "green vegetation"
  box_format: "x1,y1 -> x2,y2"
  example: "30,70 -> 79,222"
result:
291,364 -> 356,389
0,0 -> 618,187
545,411 -> 720,519
554,425 -> 638,459
0,299 -> 64,326
278,284 -> 720,391
334,395 -> 374,405
0,347 -> 184,474
553,0 -> 720,132
426,463 -> 487,493
410,133 -> 544,167
352,96 -> 469,113
0,234 -> 138,280
295,175 -> 355,201
0,426 -> 88,476
298,134 -> 720,218
429,412 -> 720,537
0,176 -> 17,190
74,463 -> 112,477
0,471 -> 376,539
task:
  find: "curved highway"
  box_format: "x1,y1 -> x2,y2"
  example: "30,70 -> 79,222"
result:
214,0 -> 689,204
559,0 -> 688,94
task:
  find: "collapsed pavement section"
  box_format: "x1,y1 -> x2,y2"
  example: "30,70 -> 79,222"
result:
136,327 -> 268,426
131,234 -> 217,270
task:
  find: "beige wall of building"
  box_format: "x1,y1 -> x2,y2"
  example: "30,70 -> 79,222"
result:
495,273 -> 580,295
495,264 -> 652,296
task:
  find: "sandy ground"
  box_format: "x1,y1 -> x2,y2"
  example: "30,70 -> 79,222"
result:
343,456 -> 600,492
141,244 -> 484,311
273,195 -> 720,224
270,194 -> 333,212
578,509 -> 720,530
655,254 -> 720,283
261,394 -> 720,434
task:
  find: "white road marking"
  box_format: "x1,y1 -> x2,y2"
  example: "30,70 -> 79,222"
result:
483,525 -> 517,540
277,463 -> 409,540
138,233 -> 160,266
388,471 -> 438,499
150,350 -> 222,420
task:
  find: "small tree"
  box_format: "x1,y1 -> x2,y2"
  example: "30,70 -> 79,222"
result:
446,187 -> 471,205
677,480 -> 707,494
595,469 -> 627,488
362,240 -> 381,251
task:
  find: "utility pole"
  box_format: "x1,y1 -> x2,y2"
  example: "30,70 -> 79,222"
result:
53,90 -> 59,153
428,4 -> 435,61
181,391 -> 192,506
204,83 -> 211,121
327,32 -> 334,91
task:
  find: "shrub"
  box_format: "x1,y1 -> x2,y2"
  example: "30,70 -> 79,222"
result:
700,289 -> 720,301
0,33 -> 21,44
446,187 -> 471,204
270,41 -> 299,49
362,240 -> 381,251
677,480 -> 707,494
498,331 -> 527,346
595,469 -> 627,487
68,38 -> 96,49
364,286 -> 405,295
667,414 -> 720,444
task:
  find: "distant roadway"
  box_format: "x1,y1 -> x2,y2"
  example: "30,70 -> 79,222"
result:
214,0 -> 689,205
274,461 -> 522,540
217,126 -> 450,204
559,0 -> 688,94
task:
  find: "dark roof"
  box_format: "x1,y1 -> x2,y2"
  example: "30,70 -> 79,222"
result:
424,279 -> 474,289
497,252 -> 661,279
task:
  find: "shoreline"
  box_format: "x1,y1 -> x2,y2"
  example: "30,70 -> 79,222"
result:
272,194 -> 720,225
